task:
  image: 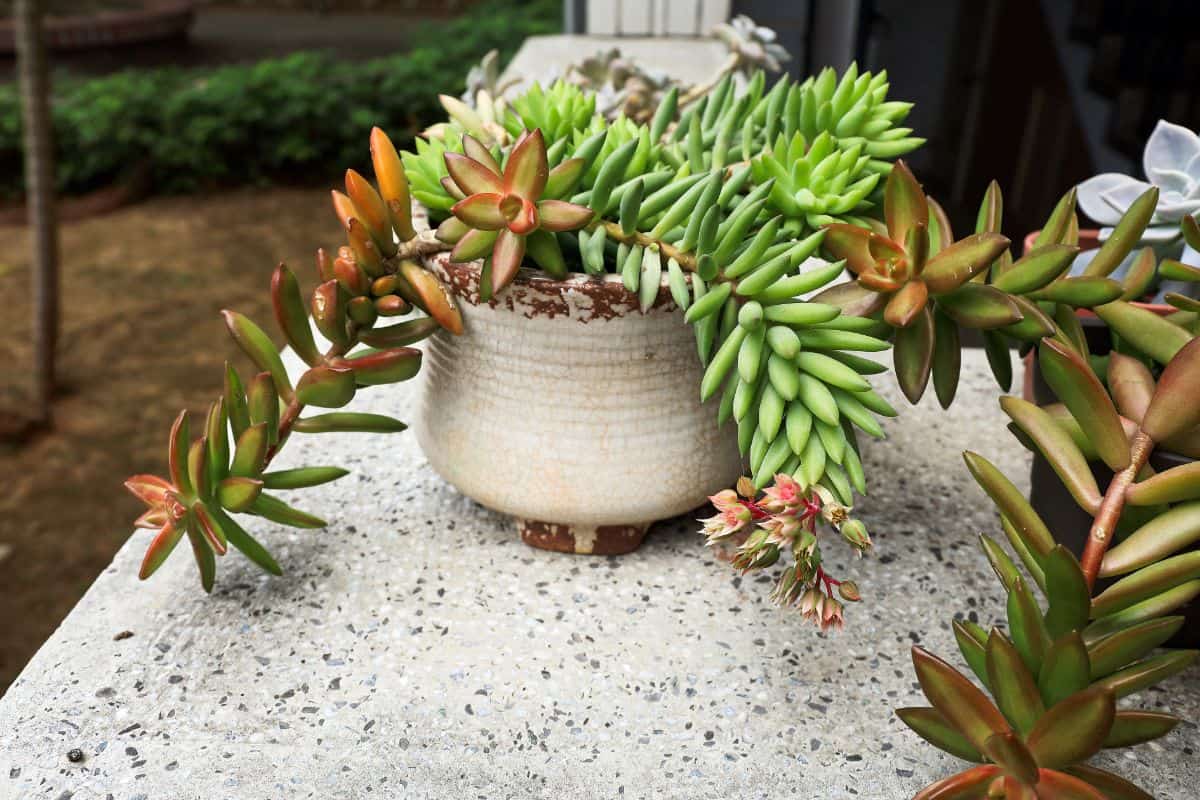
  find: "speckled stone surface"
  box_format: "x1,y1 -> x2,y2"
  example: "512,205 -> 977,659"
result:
2,350 -> 1198,799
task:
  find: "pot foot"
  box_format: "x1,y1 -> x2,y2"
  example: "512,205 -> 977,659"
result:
517,519 -> 650,555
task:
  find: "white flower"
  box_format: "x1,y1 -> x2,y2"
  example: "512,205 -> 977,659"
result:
1077,120 -> 1200,242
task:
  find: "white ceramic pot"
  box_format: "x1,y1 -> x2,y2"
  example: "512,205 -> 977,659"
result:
414,251 -> 743,554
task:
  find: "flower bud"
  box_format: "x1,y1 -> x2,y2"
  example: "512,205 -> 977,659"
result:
840,519 -> 872,553
837,580 -> 861,602
736,476 -> 756,499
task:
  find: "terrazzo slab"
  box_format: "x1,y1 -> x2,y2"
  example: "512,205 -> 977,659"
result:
2,350 -> 1198,799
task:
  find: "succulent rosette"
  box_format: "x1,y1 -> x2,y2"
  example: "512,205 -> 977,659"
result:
437,128 -> 594,295
1078,120 -> 1200,244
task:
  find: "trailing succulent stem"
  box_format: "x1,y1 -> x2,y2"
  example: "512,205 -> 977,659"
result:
903,291 -> 1200,797
127,127 -> 464,590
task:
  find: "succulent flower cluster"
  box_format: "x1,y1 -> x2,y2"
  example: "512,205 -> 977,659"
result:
701,474 -> 866,630
903,317 -> 1200,799
127,128 -> 462,589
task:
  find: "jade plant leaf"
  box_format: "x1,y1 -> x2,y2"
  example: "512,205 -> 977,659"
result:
1024,686 -> 1115,769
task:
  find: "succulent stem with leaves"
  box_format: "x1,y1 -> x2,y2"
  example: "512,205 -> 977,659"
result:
901,300 -> 1200,798
126,127 -> 464,590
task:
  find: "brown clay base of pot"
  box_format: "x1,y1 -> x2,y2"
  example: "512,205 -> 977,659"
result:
517,519 -> 650,555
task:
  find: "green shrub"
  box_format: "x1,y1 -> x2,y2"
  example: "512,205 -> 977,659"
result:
0,0 -> 560,198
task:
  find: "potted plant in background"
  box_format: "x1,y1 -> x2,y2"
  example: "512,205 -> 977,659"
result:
899,334 -> 1200,799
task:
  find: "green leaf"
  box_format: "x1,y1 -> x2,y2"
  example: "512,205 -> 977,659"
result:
979,534 -> 1020,590
1033,187 -> 1077,248
1038,632 -> 1091,708
250,493 -> 327,529
230,423 -> 268,478
209,504 -> 282,576
295,366 -> 357,408
1001,515 -> 1047,592
964,452 -> 1054,560
920,232 -> 1011,294
1082,187 -> 1158,277
986,630 -> 1045,734
895,707 -> 984,762
292,412 -> 408,434
1093,650 -> 1199,698
911,646 -> 1011,751
1101,500 -> 1200,575
935,283 -> 1022,329
981,732 -> 1039,786
1093,301 -> 1192,366
1088,616 -> 1185,678
1028,276 -> 1124,307
883,160 -> 928,245
1141,336 -> 1200,442
1000,397 -> 1100,514
185,515 -> 216,593
222,310 -> 293,401
893,305 -> 934,403
224,363 -> 250,440
1007,577 -> 1051,674
931,307 -> 960,409
953,619 -> 990,688
981,330 -> 1012,391
1025,686 -> 1115,768
246,372 -> 279,446
1102,711 -> 1180,748
216,476 -> 263,513
359,317 -> 441,349
271,263 -> 322,367
262,466 -> 350,490
991,244 -> 1078,293
138,518 -> 185,581
1120,247 -> 1157,301
1043,546 -> 1090,639
1092,552 -> 1200,618
344,347 -> 422,386
1085,580 -> 1200,642
1038,338 -> 1129,471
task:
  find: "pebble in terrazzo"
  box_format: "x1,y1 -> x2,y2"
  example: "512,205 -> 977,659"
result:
1,350 -> 1198,799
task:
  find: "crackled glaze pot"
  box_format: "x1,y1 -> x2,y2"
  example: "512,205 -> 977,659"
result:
414,251 -> 743,555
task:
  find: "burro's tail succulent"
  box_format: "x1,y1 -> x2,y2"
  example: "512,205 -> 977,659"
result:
126,127 -> 463,590
899,331 -> 1200,798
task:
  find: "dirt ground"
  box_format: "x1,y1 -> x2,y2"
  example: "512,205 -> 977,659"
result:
0,186 -> 335,693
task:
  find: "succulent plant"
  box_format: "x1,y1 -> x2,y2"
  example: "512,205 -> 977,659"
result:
711,14 -> 792,75
1078,120 -> 1200,245
900,326 -> 1200,799
127,127 -> 462,590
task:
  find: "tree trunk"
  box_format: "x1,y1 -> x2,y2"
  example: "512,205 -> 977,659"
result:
14,0 -> 58,425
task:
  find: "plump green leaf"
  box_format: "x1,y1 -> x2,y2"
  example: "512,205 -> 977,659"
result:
271,264 -> 322,367
262,466 -> 349,490
921,233 -> 1011,294
1091,552 -> 1200,617
964,452 -> 1054,559
1141,336 -> 1200,442
1083,187 -> 1158,277
1102,711 -> 1180,748
222,311 -> 293,401
1088,616 -> 1184,678
896,707 -> 984,762
1025,686 -> 1115,768
935,283 -> 1022,329
292,412 -> 408,434
1126,467 -> 1200,507
893,305 -> 934,403
1093,650 -> 1199,698
216,476 -> 263,513
991,244 -> 1078,293
1085,580 -> 1200,642
1043,546 -> 1090,639
1007,577 -> 1051,674
1029,276 -> 1124,307
1102,501 -> 1200,574
1038,338 -> 1129,471
1038,632 -> 1090,708
250,493 -> 327,529
1093,301 -> 1192,366
986,630 -> 1045,734
911,647 -> 1011,751
296,366 -> 357,408
1033,187 -> 1077,248
209,504 -> 282,576
1000,397 -> 1100,514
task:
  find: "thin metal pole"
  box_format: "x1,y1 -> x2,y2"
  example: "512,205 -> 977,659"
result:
14,0 -> 58,424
